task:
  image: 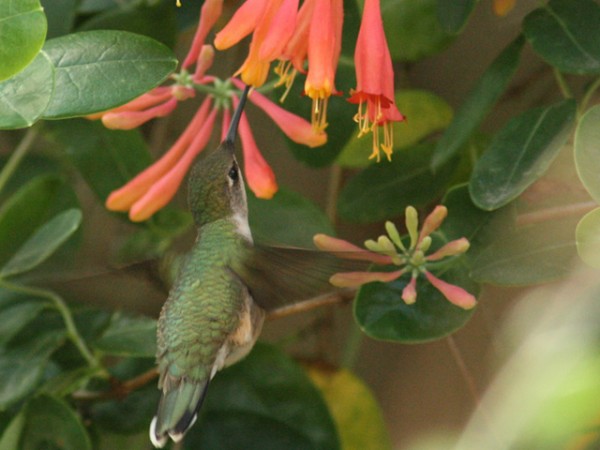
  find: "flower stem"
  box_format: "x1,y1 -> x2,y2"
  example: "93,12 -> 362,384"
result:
516,201 -> 597,227
326,164 -> 343,225
553,68 -> 572,99
0,280 -> 105,374
341,322 -> 363,369
580,77 -> 600,115
0,127 -> 39,196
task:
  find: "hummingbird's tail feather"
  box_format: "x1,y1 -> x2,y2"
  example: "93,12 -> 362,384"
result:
149,379 -> 210,448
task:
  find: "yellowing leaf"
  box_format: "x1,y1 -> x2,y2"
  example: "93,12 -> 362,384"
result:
306,366 -> 392,450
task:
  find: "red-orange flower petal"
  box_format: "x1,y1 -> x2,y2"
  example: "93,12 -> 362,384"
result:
424,271 -> 477,310
329,270 -> 404,288
182,0 -> 223,68
259,0 -> 299,61
214,0 -> 268,50
128,107 -> 218,221
106,97 -> 213,211
234,97 -> 278,199
101,97 -> 178,130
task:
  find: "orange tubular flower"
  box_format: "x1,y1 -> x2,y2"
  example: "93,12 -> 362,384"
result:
182,0 -> 223,69
348,0 -> 405,161
304,0 -> 343,133
234,95 -> 278,199
231,79 -> 326,147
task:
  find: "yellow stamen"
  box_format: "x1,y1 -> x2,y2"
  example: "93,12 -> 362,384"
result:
311,97 -> 328,133
176,0 -> 181,6
274,60 -> 297,103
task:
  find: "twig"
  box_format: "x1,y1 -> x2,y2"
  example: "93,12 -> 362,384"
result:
267,290 -> 355,321
516,201 -> 597,227
73,367 -> 159,401
0,127 -> 38,195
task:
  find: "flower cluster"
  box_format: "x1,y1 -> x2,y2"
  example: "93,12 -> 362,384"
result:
215,0 -> 405,161
313,205 -> 477,309
88,0 -> 326,222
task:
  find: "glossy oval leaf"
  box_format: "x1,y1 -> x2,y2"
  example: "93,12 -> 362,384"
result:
382,0 -> 453,61
0,176 -> 64,267
354,266 -> 477,342
248,187 -> 334,247
0,0 -> 47,81
78,0 -> 177,48
523,0 -> 600,74
42,30 -> 177,118
94,314 -> 157,358
1,209 -> 82,278
471,217 -> 578,285
574,105 -> 600,203
306,366 -> 393,450
338,143 -> 458,224
442,184 -> 516,259
0,52 -> 54,129
432,36 -> 524,170
575,207 -> 600,269
337,90 -> 453,168
0,300 -> 47,346
185,343 -> 340,450
0,329 -> 65,409
469,99 -> 576,211
20,395 -> 92,450
436,0 -> 479,34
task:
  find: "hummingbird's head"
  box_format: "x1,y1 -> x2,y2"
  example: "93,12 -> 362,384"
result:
188,141 -> 247,227
188,85 -> 251,227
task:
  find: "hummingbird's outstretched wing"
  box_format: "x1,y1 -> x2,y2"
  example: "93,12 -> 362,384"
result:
230,243 -> 368,311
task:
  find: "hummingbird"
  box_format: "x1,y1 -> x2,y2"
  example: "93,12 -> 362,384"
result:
149,85 -> 351,447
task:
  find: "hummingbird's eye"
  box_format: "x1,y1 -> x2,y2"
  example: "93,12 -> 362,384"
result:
228,165 -> 239,182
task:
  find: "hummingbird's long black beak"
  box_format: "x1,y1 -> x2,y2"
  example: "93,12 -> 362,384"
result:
225,84 -> 251,145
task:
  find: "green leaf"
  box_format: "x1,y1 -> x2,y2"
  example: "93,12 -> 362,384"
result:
575,104 -> 600,203
0,408 -> 25,450
576,207 -> 600,269
523,0 -> 600,74
92,359 -> 160,434
354,266 -> 477,343
471,217 -> 578,285
0,299 -> 47,346
337,90 -> 453,168
21,395 -> 92,450
306,367 -> 393,450
436,0 -> 479,34
0,0 -> 47,81
94,314 -> 157,358
248,187 -> 334,247
383,0 -> 453,61
0,329 -> 65,409
0,176 -> 64,267
79,0 -> 177,48
186,343 -> 340,450
442,184 -> 516,259
432,36 -> 524,170
47,119 -> 153,201
42,30 -> 177,118
41,0 -> 78,39
337,143 -> 458,223
0,52 -> 54,129
469,99 -> 576,211
1,209 -> 82,278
